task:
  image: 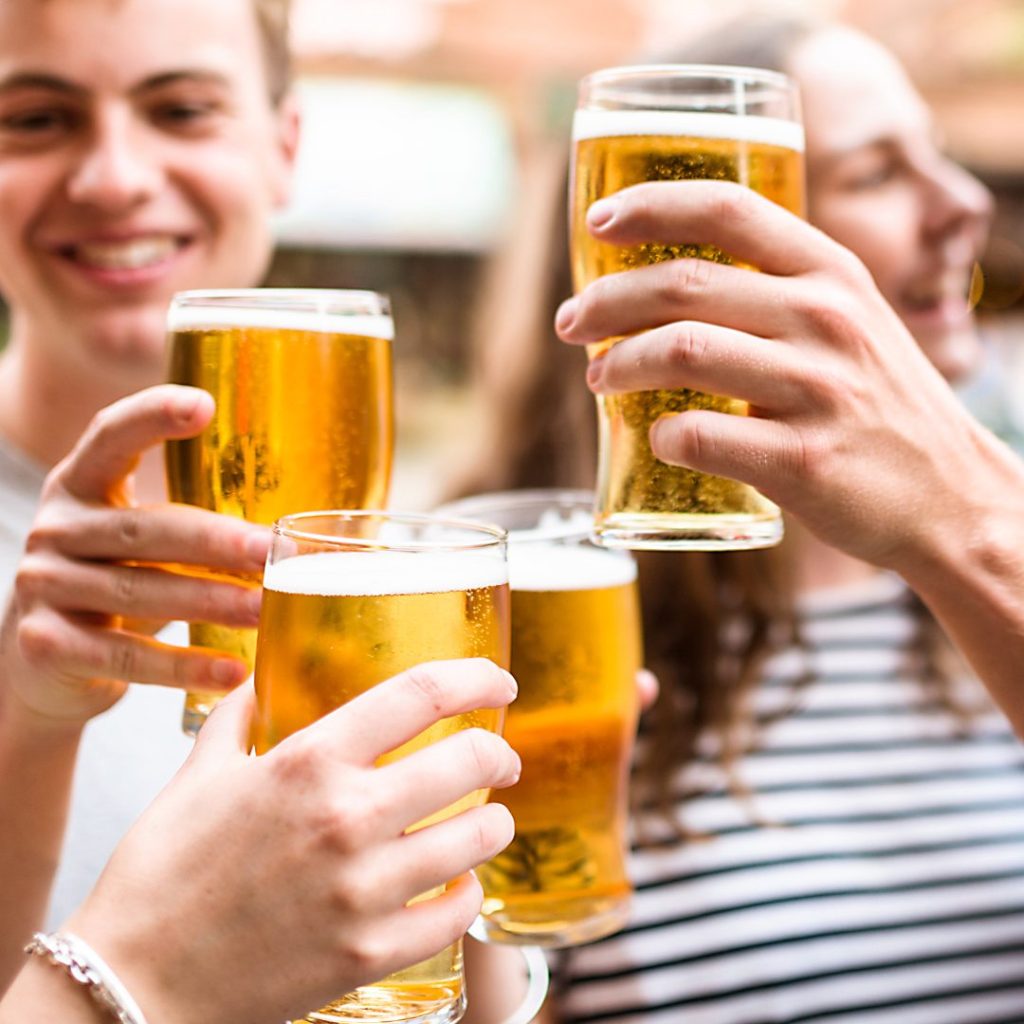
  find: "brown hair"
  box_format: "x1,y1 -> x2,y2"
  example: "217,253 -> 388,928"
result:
252,0 -> 293,105
456,11 -> 964,834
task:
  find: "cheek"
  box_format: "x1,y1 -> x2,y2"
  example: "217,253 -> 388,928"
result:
810,195 -> 916,302
179,147 -> 280,244
0,164 -> 55,292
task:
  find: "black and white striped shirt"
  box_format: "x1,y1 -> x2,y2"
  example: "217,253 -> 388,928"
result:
554,573 -> 1024,1023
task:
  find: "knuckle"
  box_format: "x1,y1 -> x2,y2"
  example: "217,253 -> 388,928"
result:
17,613 -> 62,667
270,739 -> 322,789
402,664 -> 447,716
677,412 -> 711,463
708,184 -> 748,229
664,322 -> 707,368
90,403 -> 120,438
670,257 -> 714,299
334,930 -> 390,979
24,510 -> 68,554
324,799 -> 376,855
116,508 -> 145,553
109,635 -> 138,682
111,567 -> 139,609
794,283 -> 859,342
12,555 -> 49,606
461,729 -> 505,784
789,426 -> 832,485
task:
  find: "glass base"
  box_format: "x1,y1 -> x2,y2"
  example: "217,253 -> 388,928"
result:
592,511 -> 784,551
180,690 -> 221,737
298,988 -> 465,1024
470,898 -> 631,949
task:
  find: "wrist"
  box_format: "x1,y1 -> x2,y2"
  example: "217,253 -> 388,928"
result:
64,913 -> 194,1024
23,932 -> 150,1024
893,429 -> 1024,603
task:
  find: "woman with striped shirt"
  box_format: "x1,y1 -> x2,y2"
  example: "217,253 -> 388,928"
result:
462,11 -> 1024,1022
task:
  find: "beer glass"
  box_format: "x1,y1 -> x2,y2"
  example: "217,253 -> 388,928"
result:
437,491 -> 642,947
165,289 -> 394,735
571,65 -> 805,550
252,510 -> 510,1024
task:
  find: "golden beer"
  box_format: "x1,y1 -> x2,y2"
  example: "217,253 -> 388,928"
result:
165,290 -> 394,734
252,513 -> 509,1024
571,69 -> 805,550
478,543 -> 641,946
436,490 -> 643,948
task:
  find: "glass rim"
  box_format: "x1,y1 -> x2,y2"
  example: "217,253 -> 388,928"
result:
272,509 -> 508,553
436,489 -> 609,548
580,62 -> 797,93
167,288 -> 393,337
170,287 -> 390,313
436,488 -> 595,517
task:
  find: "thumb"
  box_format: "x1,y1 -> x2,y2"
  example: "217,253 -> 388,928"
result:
188,678 -> 257,765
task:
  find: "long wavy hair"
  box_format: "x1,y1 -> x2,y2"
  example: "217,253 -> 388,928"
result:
453,12 -> 964,832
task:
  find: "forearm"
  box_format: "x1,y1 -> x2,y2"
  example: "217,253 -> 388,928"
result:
894,431 -> 1024,734
0,671 -> 82,991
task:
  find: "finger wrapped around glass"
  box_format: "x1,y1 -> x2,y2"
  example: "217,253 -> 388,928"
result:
165,289 -> 394,735
253,511 -> 510,1024
571,64 -> 805,550
437,491 -> 642,947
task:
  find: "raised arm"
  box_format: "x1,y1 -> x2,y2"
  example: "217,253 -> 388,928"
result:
557,180 -> 1024,732
1,659 -> 519,1022
0,385 -> 271,983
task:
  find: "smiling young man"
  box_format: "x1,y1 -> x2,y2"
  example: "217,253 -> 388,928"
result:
0,0 -> 302,984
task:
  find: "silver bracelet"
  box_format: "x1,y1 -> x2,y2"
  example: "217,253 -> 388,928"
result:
24,931 -> 150,1024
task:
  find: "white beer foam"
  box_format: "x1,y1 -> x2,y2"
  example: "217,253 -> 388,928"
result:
265,550 -> 507,597
509,544 -> 636,592
169,306 -> 394,340
573,109 -> 804,153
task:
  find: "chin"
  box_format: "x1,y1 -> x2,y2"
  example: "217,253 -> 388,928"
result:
81,305 -> 172,374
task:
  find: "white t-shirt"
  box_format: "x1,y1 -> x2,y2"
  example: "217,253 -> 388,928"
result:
0,437 -> 193,928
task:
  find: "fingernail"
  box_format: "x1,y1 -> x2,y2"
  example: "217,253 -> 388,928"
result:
587,198 -> 617,230
555,297 -> 579,334
503,670 -> 518,699
649,417 -> 671,456
247,588 -> 264,620
586,353 -> 606,389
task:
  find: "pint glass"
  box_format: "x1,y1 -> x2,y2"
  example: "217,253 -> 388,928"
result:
252,511 -> 510,1024
438,491 -> 642,947
571,65 -> 805,550
165,289 -> 394,734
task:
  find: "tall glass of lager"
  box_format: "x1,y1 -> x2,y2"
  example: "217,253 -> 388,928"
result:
437,491 -> 642,947
253,510 -> 510,1024
571,65 -> 805,550
165,289 -> 394,734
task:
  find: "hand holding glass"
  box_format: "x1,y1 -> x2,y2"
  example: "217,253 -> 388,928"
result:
165,288 -> 394,734
571,64 -> 805,549
252,511 -> 510,1024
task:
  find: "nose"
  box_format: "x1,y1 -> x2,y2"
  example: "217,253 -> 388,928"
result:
920,154 -> 993,253
65,107 -> 163,212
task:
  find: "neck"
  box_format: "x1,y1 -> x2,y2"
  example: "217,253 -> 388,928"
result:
0,335 -> 168,501
788,517 -> 881,595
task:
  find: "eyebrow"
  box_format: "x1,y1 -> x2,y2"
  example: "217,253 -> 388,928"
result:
0,72 -> 85,96
0,68 -> 232,98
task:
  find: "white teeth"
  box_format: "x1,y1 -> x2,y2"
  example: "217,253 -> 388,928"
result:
72,236 -> 179,270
